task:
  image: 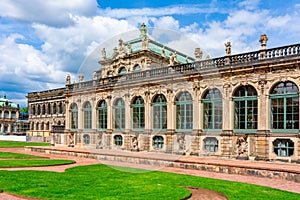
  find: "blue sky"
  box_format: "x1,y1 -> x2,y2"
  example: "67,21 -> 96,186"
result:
0,0 -> 299,106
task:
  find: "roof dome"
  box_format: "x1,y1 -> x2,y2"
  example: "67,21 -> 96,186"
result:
0,96 -> 18,108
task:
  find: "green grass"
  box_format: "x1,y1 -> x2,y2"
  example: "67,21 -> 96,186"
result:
0,160 -> 75,168
0,164 -> 299,200
0,141 -> 50,148
0,152 -> 46,159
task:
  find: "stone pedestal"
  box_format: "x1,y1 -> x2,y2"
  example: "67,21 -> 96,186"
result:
255,132 -> 269,161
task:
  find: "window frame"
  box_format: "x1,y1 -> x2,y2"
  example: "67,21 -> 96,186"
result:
132,96 -> 145,131
152,94 -> 167,131
114,98 -> 125,131
175,91 -> 193,132
83,102 -> 92,130
97,100 -> 107,131
70,103 -> 78,130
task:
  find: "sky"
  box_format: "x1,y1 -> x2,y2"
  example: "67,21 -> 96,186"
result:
0,0 -> 299,106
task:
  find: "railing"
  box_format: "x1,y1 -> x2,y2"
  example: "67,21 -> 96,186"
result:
51,125 -> 65,133
67,43 -> 300,92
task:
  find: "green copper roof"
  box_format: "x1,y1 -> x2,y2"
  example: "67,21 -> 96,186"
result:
0,97 -> 18,108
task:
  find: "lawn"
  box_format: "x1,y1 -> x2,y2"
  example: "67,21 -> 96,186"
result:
0,152 -> 46,159
0,141 -> 50,148
0,164 -> 299,200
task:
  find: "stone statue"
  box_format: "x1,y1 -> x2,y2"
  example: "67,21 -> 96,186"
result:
169,52 -> 175,66
185,56 -> 189,64
161,46 -> 165,57
101,48 -> 106,60
177,135 -> 186,151
119,38 -> 124,51
93,71 -> 97,80
140,22 -> 147,38
131,136 -> 139,151
236,135 -> 248,157
194,48 -> 203,61
259,34 -> 268,50
79,74 -> 84,82
127,43 -> 131,53
68,133 -> 74,147
96,133 -> 103,149
225,42 -> 231,56
66,74 -> 71,85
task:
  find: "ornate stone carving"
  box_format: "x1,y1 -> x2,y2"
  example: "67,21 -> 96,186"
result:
161,46 -> 165,57
236,135 -> 248,157
194,48 -> 203,61
68,133 -> 74,147
101,48 -> 106,60
96,133 -> 103,149
225,42 -> 231,56
131,135 -> 139,151
66,74 -> 71,85
177,134 -> 186,151
79,74 -> 84,82
139,22 -> 147,38
259,34 -> 268,50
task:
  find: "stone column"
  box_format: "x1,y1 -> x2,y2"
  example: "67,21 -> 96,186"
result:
124,94 -> 131,132
166,89 -> 175,132
106,95 -> 113,132
77,101 -> 83,130
144,91 -> 151,132
65,100 -> 70,131
92,100 -> 97,130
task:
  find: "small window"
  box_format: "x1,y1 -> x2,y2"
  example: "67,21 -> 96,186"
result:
133,64 -> 141,71
114,135 -> 123,146
204,137 -> 218,152
118,67 -> 127,75
273,139 -> 294,157
83,134 -> 90,145
153,136 -> 164,149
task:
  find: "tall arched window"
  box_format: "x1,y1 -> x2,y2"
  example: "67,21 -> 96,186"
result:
270,81 -> 299,131
98,100 -> 107,130
31,105 -> 35,115
41,122 -> 44,130
83,102 -> 92,130
70,103 -> 78,130
203,89 -> 222,130
4,111 -> 9,118
234,85 -> 257,131
0,110 -> 2,118
42,104 -> 46,115
118,67 -> 127,75
132,96 -> 145,130
47,103 -> 51,114
36,122 -> 39,130
114,98 -> 125,130
176,92 -> 193,131
58,102 -> 63,114
152,94 -> 167,131
37,105 -> 41,115
53,103 -> 57,114
11,111 -> 16,119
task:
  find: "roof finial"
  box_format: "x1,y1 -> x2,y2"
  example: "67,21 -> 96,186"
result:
140,22 -> 147,38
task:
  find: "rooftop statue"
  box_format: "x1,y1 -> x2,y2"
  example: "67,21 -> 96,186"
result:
225,41 -> 231,56
140,22 -> 147,38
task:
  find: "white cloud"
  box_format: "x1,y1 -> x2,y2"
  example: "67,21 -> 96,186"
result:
0,0 -> 98,26
98,4 -> 218,18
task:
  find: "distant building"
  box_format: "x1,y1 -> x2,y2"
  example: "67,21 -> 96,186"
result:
27,24 -> 300,163
0,96 -> 21,134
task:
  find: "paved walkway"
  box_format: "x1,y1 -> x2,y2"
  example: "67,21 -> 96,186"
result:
0,147 -> 300,199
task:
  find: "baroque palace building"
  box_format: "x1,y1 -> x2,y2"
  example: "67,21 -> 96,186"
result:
28,24 -> 300,162
0,96 -> 20,134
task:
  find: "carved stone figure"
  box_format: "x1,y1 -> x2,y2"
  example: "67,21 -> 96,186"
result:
93,71 -> 97,80
96,133 -> 103,149
236,135 -> 248,157
119,39 -> 124,51
140,22 -> 147,38
127,43 -> 131,53
161,46 -> 165,57
101,48 -> 106,60
225,42 -> 231,56
177,135 -> 186,151
169,52 -> 177,66
79,74 -> 84,82
259,34 -> 268,50
194,48 -> 203,61
66,74 -> 71,85
131,136 -> 139,151
68,133 -> 74,147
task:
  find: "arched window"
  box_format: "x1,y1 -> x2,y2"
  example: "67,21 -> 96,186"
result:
133,64 -> 141,71
114,98 -> 125,130
46,122 -> 49,130
270,82 -> 299,131
152,94 -> 167,131
132,96 -> 145,130
114,135 -> 123,146
0,110 -> 2,118
203,89 -> 222,130
70,103 -> 78,130
42,104 -> 45,115
4,124 -> 8,133
36,122 -> 39,130
41,122 -> 44,130
37,105 -> 41,115
83,102 -> 92,130
11,111 -> 16,119
58,102 -> 63,114
153,136 -> 164,149
83,134 -> 90,145
176,92 -> 193,131
118,67 -> 127,75
233,85 -> 257,131
31,105 -> 35,115
53,103 -> 57,114
47,103 -> 51,114
97,100 -> 107,130
4,111 -> 9,118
